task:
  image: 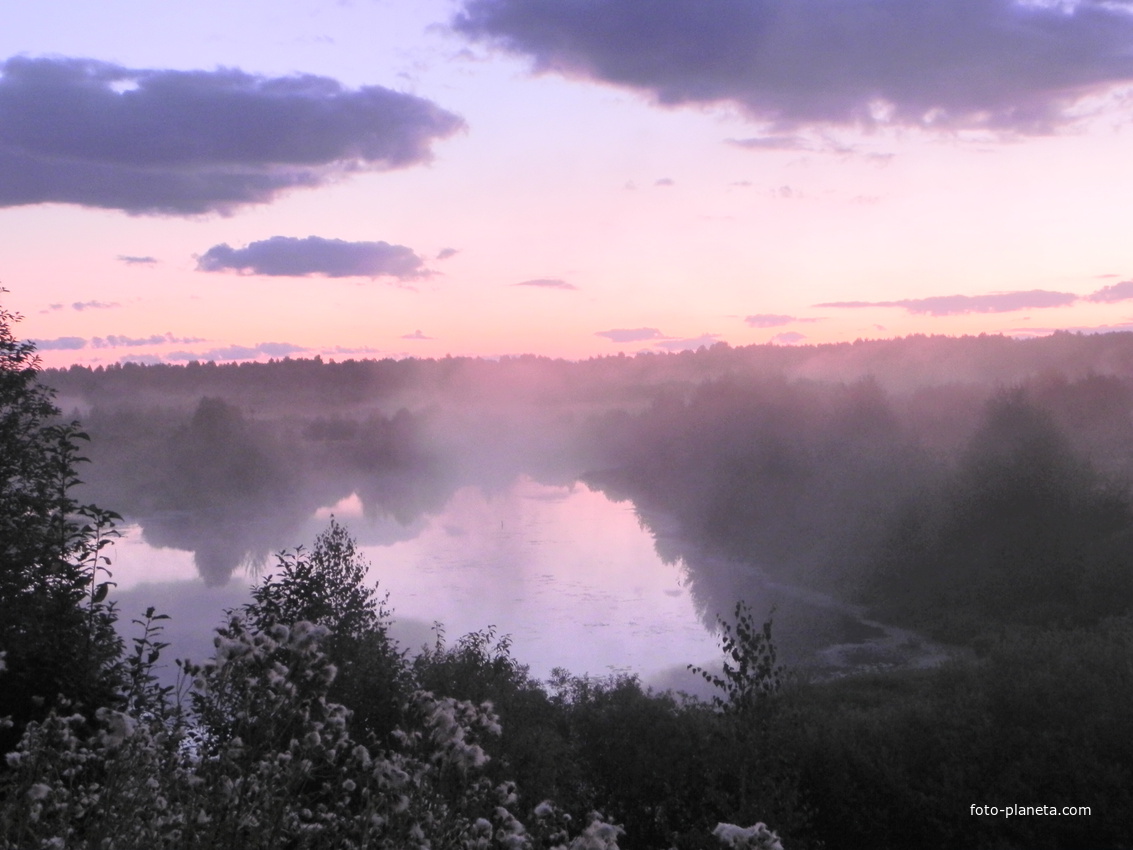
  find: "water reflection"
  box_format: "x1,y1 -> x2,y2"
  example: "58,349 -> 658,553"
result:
110,477 -> 725,684
111,474 -> 956,687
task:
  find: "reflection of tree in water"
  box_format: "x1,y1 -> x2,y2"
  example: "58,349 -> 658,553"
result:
141,509 -> 302,586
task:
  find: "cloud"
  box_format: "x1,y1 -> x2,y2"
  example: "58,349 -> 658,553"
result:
728,136 -> 808,151
31,336 -> 86,350
770,331 -> 808,345
595,327 -> 665,342
654,177 -> 674,186
402,329 -> 433,340
325,344 -> 384,356
166,342 -> 308,362
514,278 -> 576,289
815,289 -> 1079,316
118,255 -> 157,265
744,313 -> 805,328
436,247 -> 459,260
31,332 -> 208,351
90,333 -> 205,349
453,0 -> 1133,133
655,333 -> 721,351
72,300 -> 120,311
0,56 -> 463,215
1085,279 -> 1133,302
197,236 -> 430,279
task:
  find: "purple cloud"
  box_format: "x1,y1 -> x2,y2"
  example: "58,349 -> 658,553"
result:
744,314 -> 799,328
453,0 -> 1133,133
0,56 -> 463,215
31,336 -> 86,350
816,289 -> 1078,316
514,278 -> 576,289
402,330 -> 433,340
1085,279 -> 1133,303
166,341 -> 308,362
90,333 -> 205,348
72,300 -> 120,311
118,255 -> 157,265
595,327 -> 665,342
197,236 -> 429,279
728,136 -> 808,151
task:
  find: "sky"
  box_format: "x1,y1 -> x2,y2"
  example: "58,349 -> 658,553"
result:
7,0 -> 1133,367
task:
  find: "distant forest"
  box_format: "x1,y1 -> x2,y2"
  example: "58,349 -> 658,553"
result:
44,331 -> 1133,644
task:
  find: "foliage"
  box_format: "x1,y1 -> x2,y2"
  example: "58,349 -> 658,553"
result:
0,295 -> 123,750
867,388 -> 1133,642
245,518 -> 408,738
0,607 -> 629,850
690,602 -> 784,715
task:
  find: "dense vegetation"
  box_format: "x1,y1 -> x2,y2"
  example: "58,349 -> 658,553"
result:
5,300 -> 1133,847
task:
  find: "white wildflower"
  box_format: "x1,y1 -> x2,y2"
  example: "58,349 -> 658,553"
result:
713,822 -> 784,850
26,784 -> 52,801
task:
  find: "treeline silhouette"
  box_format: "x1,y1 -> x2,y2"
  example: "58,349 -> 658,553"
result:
44,332 -> 1133,642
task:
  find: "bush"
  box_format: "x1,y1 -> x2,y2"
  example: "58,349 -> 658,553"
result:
0,295 -> 123,751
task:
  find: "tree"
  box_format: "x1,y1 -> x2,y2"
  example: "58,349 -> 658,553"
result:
244,518 -> 408,737
0,293 -> 122,750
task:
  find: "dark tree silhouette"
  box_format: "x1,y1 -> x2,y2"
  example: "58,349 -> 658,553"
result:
0,294 -> 122,751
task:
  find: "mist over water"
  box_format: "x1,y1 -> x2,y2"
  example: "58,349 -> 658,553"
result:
50,332 -> 1133,681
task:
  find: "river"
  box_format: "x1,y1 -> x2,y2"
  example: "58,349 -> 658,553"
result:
108,475 -> 956,693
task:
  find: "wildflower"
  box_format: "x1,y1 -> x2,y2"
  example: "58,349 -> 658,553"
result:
713,822 -> 784,850
26,784 -> 51,801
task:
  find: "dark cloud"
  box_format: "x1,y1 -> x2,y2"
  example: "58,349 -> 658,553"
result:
514,278 -> 576,289
595,327 -> 665,342
655,333 -> 721,351
744,313 -> 799,328
118,255 -> 157,265
816,289 -> 1079,316
31,336 -> 86,350
197,236 -> 430,279
402,330 -> 433,340
0,56 -> 464,215
72,300 -> 120,311
453,0 -> 1133,133
166,342 -> 308,362
1085,279 -> 1133,302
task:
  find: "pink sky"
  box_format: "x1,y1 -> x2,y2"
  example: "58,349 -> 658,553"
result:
6,0 -> 1133,368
